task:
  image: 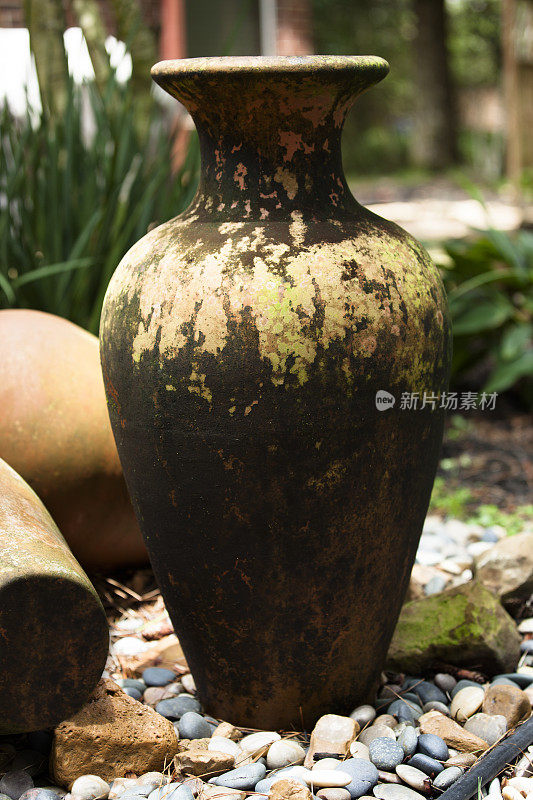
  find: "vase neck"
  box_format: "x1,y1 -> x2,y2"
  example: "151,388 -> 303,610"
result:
152,56 -> 389,221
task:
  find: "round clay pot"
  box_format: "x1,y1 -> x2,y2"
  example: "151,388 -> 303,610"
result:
0,457 -> 109,733
0,309 -> 146,569
100,56 -> 451,728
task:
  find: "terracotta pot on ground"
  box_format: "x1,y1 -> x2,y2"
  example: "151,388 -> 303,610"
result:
0,309 -> 146,569
100,56 -> 451,728
0,457 -> 109,733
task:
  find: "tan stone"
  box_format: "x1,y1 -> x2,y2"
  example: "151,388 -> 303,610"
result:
418,711 -> 489,753
445,753 -> 477,769
482,685 -> 531,728
304,714 -> 359,769
51,678 -> 178,786
174,750 -> 235,778
200,787 -> 246,800
212,722 -> 242,741
474,532 -> 533,606
177,739 -> 211,753
269,780 -> 312,800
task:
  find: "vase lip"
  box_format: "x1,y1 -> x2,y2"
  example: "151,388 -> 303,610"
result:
151,54 -> 389,80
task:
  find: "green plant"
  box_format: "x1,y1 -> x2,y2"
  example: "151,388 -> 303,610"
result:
429,476 -> 475,518
0,78 -> 199,333
440,192 -> 533,404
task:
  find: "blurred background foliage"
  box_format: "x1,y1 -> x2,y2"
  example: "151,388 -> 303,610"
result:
0,0 -> 531,406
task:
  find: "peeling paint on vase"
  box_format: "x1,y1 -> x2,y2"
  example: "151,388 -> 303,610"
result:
100,56 -> 451,729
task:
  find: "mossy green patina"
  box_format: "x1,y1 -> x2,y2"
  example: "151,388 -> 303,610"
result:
100,56 -> 451,729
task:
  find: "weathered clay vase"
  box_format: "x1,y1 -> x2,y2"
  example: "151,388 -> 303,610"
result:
100,56 -> 451,729
0,309 -> 146,569
0,457 -> 108,733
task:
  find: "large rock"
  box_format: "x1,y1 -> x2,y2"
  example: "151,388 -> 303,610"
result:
387,581 -> 521,675
0,458 -> 108,734
0,310 -> 145,569
304,715 -> 359,769
418,711 -> 489,753
51,678 -> 178,786
474,533 -> 533,607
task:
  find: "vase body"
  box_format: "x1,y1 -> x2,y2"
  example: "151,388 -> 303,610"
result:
100,56 -> 451,729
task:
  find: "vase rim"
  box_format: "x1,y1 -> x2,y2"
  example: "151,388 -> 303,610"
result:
151,55 -> 389,80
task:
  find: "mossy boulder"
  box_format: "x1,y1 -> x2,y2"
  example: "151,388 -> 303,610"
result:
386,580 -> 521,675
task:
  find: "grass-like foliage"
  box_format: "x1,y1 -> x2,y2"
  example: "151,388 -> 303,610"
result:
0,77 -> 199,334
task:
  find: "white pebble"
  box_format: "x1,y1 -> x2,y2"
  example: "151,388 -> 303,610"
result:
502,788 -> 525,800
302,770 -> 352,789
312,759 -> 342,772
71,776 -> 110,800
239,731 -> 281,756
112,637 -> 150,656
349,742 -> 370,760
507,778 -> 533,794
209,737 -> 241,757
109,780 -> 137,800
267,740 -> 306,770
181,673 -> 196,694
450,686 -> 485,721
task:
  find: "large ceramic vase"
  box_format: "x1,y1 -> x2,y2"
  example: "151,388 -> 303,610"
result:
100,56 -> 451,729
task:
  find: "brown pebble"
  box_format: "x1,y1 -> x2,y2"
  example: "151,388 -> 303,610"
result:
377,771 -> 401,784
482,685 -> 531,728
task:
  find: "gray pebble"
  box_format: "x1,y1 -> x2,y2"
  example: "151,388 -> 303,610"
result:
178,711 -> 211,739
413,683 -> 447,707
433,674 -> 456,695
450,680 -> 481,698
406,755 -> 443,777
155,695 -> 200,720
142,667 -> 176,687
350,706 -> 376,729
416,734 -> 448,761
18,792 -> 61,800
491,677 -> 520,688
388,701 -> 421,723
431,767 -> 463,790
464,714 -> 507,746
147,785 -> 193,800
492,673 -> 533,688
117,678 -> 146,694
422,702 -> 451,717
368,739 -> 404,771
209,763 -> 266,790
0,773 -> 34,800
123,687 -> 143,701
397,727 -> 418,758
338,758 -> 379,799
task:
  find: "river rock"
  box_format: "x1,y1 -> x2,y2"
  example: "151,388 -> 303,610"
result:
338,759 -> 379,799
156,696 -> 200,721
416,734 -> 448,761
450,687 -> 485,721
70,777 -> 110,800
303,771 -> 351,789
464,713 -> 507,746
431,767 -> 463,790
238,732 -> 280,762
0,773 -> 34,800
358,727 -> 396,748
51,679 -> 178,785
368,739 -> 404,771
349,743 -> 370,760
200,787 -> 245,800
394,766 -> 429,793
212,723 -> 241,741
209,763 -> 266,791
267,741 -> 306,770
406,756 -> 442,777
316,790 -> 351,800
142,668 -> 176,687
269,780 -> 312,800
386,582 -> 521,675
418,711 -> 488,753
396,727 -> 418,758
304,716 -> 359,769
373,786 -> 426,800
444,753 -> 476,769
0,309 -> 144,570
474,532 -> 533,607
350,707 -> 376,729
481,685 -> 531,727
208,738 -> 241,758
313,759 -> 343,771
178,713 -> 212,740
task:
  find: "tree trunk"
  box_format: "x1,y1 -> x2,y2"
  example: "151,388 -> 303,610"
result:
71,0 -> 110,91
24,0 -> 69,116
411,0 -> 458,169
